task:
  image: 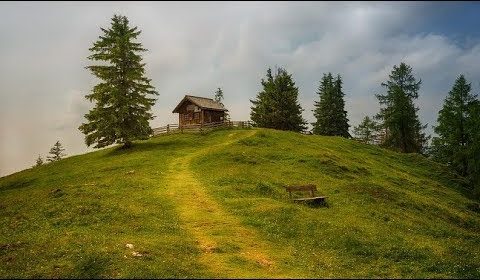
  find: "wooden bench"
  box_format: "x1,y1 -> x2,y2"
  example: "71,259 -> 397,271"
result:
284,184 -> 327,204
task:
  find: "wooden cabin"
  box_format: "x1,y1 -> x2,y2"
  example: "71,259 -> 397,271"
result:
172,95 -> 228,128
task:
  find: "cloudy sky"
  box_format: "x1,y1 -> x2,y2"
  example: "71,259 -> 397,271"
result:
1,1 -> 480,177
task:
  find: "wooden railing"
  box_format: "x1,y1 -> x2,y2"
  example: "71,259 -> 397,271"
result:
227,120 -> 254,128
152,120 -> 254,136
152,124 -> 179,135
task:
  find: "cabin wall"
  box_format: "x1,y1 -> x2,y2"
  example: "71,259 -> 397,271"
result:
177,101 -> 226,128
203,110 -> 225,123
178,100 -> 202,127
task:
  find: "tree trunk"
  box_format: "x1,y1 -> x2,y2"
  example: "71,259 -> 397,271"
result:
123,140 -> 133,149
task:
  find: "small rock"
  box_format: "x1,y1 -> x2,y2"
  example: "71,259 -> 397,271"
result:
257,258 -> 274,267
126,243 -> 134,249
132,251 -> 142,257
200,244 -> 217,253
50,189 -> 64,198
126,170 -> 135,175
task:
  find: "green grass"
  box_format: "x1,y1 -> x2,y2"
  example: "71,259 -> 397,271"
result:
1,128 -> 479,278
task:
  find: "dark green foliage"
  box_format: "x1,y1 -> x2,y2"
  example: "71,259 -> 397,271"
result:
469,102 -> 480,197
74,254 -> 111,278
47,141 -> 66,162
250,68 -> 306,132
214,87 -> 230,121
79,15 -> 158,149
376,62 -> 429,153
34,155 -> 44,167
312,73 -> 350,137
431,75 -> 480,197
353,116 -> 379,144
431,75 -> 477,174
214,87 -> 224,103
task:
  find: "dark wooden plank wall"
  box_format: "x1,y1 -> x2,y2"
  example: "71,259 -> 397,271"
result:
177,100 -> 226,128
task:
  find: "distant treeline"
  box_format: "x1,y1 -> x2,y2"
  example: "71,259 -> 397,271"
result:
249,64 -> 480,198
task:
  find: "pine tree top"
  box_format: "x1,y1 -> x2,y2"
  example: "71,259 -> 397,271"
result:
47,141 -> 66,162
214,87 -> 224,103
35,155 -> 44,167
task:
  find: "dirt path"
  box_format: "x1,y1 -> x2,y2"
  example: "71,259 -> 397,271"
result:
162,130 -> 294,278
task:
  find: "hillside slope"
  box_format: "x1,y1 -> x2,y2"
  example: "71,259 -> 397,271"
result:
1,128 -> 479,278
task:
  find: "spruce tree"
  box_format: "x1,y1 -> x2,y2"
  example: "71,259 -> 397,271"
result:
214,87 -> 224,103
312,73 -> 350,137
251,68 -> 275,128
214,87 -> 229,121
376,62 -> 428,153
34,155 -> 44,167
79,15 -> 158,149
431,75 -> 479,179
47,141 -> 66,162
467,101 -> 480,197
312,73 -> 334,135
332,75 -> 350,137
250,67 -> 306,131
353,116 -> 379,144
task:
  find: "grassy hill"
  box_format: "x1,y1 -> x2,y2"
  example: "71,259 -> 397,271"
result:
1,128 -> 479,278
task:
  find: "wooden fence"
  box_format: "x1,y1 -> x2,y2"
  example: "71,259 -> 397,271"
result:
152,120 -> 254,136
152,124 -> 179,135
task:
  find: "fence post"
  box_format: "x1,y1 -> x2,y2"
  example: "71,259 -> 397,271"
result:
167,124 -> 170,134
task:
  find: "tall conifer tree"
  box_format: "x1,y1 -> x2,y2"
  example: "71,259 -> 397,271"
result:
214,87 -> 229,121
250,67 -> 306,131
468,101 -> 480,197
431,75 -> 476,174
376,62 -> 428,153
79,15 -> 158,148
214,87 -> 224,103
431,75 -> 480,192
313,73 -> 334,135
251,69 -> 275,128
312,73 -> 350,137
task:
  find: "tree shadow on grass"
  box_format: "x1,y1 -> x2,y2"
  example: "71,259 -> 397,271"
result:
103,139 -> 192,157
293,199 -> 330,209
0,178 -> 37,192
74,253 -> 112,278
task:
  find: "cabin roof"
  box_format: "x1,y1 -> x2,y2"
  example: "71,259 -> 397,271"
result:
172,95 -> 228,113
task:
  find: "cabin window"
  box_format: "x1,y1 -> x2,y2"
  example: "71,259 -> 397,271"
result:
194,112 -> 200,120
